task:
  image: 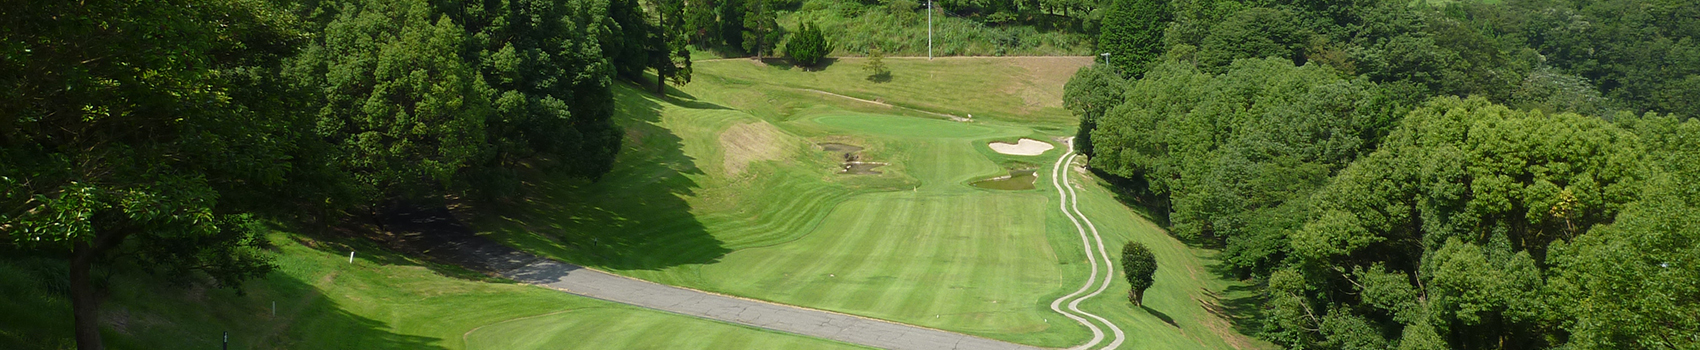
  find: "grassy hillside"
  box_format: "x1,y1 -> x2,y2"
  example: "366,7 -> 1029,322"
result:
478,57 -> 1270,349
0,234 -> 866,350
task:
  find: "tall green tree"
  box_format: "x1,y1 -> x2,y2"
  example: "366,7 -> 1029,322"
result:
442,0 -> 624,196
1090,58 -> 1408,274
286,0 -> 492,203
742,0 -> 782,58
785,21 -> 833,67
1121,242 -> 1157,306
1095,0 -> 1170,77
1,0 -> 304,348
1061,63 -> 1127,156
1278,97 -> 1645,349
649,0 -> 694,94
1546,113 -> 1700,349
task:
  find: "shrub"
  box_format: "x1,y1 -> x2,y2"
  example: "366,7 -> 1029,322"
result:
786,20 -> 832,67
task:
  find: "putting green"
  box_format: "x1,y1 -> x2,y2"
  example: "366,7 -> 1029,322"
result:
479,57 -> 1267,349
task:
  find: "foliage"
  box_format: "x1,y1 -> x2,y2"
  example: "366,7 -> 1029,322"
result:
1089,58 -> 1410,274
1,0 -> 299,347
742,0 -> 783,57
1513,0 -> 1700,118
287,0 -> 493,200
1120,242 -> 1156,305
439,0 -> 624,196
1279,97 -> 1646,349
785,21 -> 833,67
863,46 -> 890,80
1195,7 -> 1309,74
780,0 -> 1094,57
1095,0 -> 1169,77
1060,63 -> 1127,156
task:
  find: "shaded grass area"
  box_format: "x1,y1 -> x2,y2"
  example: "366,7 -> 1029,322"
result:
0,232 -> 868,350
479,57 -> 1269,348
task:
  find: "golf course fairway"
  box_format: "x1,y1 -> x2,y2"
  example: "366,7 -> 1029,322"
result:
477,57 -> 1269,349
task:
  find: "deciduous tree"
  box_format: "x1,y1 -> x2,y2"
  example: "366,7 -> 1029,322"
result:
1121,242 -> 1157,305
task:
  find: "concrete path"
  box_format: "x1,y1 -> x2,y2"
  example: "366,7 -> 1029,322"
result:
1046,140 -> 1127,350
383,206 -> 1043,350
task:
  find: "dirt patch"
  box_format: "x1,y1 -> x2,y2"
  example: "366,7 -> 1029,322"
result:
1005,57 -> 1094,112
720,121 -> 789,176
988,138 -> 1055,156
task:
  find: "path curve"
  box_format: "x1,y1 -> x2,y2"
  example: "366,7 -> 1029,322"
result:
1046,140 -> 1127,350
384,207 -> 1042,350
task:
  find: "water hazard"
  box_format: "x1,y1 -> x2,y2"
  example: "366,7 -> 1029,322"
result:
970,169 -> 1038,190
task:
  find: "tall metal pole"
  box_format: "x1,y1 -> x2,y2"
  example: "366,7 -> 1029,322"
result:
928,0 -> 933,60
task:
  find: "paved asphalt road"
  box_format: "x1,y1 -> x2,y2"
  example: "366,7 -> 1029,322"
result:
384,206 -> 1044,350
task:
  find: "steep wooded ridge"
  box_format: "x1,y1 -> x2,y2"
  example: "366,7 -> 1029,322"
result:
1069,0 -> 1699,349
1,0 -> 676,348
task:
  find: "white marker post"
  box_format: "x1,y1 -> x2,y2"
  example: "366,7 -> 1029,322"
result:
348,251 -> 355,263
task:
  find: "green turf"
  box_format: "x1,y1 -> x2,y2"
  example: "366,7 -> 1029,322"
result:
478,57 -> 1270,348
0,234 -> 868,350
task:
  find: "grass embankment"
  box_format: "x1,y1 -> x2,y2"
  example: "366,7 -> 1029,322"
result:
480,57 -> 1270,348
0,234 -> 866,350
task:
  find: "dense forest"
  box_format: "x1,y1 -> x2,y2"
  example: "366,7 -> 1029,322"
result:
0,0 -> 714,348
1068,0 -> 1698,349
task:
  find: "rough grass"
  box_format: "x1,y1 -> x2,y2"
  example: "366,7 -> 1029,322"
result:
0,234 -> 868,350
478,57 -> 1271,348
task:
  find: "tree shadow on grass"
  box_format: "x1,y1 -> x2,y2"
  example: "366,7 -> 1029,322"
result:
478,82 -> 731,271
1142,304 -> 1179,328
1201,261 -> 1271,338
0,251 -> 449,349
1089,167 -> 1170,230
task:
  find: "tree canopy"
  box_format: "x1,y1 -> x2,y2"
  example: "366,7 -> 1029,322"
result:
785,20 -> 832,67
1069,0 -> 1700,348
1121,241 -> 1157,305
3,0 -> 678,347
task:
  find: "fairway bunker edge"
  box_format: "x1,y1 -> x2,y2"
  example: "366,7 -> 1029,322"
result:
988,138 -> 1055,156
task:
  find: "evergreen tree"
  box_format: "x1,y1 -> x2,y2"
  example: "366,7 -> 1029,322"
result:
742,0 -> 781,58
785,21 -> 832,67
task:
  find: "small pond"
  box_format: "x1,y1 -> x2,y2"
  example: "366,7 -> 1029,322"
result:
970,169 -> 1038,190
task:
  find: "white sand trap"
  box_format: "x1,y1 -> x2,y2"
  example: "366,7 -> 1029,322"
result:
988,138 -> 1055,156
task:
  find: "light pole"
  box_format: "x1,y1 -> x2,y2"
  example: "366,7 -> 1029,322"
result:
928,0 -> 934,60
1101,52 -> 1111,65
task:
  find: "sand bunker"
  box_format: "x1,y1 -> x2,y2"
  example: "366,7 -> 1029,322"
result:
988,138 -> 1054,156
